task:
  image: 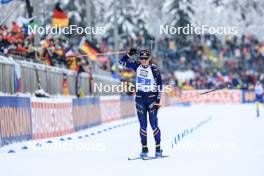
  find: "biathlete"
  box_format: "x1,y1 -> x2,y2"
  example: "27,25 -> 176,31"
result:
120,48 -> 163,157
255,81 -> 264,117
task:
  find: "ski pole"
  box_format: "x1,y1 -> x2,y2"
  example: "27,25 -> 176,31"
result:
177,83 -> 229,103
159,83 -> 229,106
66,51 -> 127,58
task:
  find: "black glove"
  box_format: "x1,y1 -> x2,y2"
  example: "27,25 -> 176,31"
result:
153,104 -> 160,109
155,98 -> 161,104
149,101 -> 161,110
154,98 -> 161,109
128,48 -> 137,57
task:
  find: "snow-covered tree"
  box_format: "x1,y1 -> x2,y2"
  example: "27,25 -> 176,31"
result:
164,0 -> 195,27
163,0 -> 195,45
104,0 -> 139,48
143,0 -> 166,38
225,0 -> 264,37
194,0 -> 264,39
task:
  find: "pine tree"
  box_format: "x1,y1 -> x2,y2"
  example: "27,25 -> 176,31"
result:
164,0 -> 195,45
165,0 -> 194,27
104,0 -> 139,48
227,0 -> 264,35
133,0 -> 153,47
194,0 -> 264,38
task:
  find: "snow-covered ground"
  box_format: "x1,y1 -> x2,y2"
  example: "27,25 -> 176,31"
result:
0,104 -> 263,176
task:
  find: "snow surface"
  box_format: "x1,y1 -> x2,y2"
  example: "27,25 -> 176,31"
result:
0,104 -> 264,176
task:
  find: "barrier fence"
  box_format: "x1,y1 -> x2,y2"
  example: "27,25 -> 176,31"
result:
0,55 -> 120,96
0,95 -> 136,147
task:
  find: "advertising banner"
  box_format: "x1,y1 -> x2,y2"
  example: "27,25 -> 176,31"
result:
100,96 -> 121,123
120,96 -> 136,118
31,98 -> 74,140
72,97 -> 101,131
242,91 -> 256,103
177,90 -> 241,104
0,96 -> 32,146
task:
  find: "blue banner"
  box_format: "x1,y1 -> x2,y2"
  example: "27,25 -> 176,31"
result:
0,96 -> 32,147
120,95 -> 135,118
120,95 -> 134,101
0,0 -> 13,4
72,97 -> 101,131
242,90 -> 256,103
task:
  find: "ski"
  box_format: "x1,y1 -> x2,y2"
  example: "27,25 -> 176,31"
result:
128,155 -> 154,160
128,156 -> 144,160
142,155 -> 169,160
128,155 -> 169,161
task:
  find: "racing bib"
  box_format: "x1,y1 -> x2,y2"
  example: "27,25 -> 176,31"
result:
136,65 -> 157,92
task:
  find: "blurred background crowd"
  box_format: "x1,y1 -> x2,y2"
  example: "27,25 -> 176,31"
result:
0,0 -> 264,91
1,21 -> 263,91
157,34 -> 264,90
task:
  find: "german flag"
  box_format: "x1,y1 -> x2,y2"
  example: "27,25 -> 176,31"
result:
79,37 -> 100,61
62,74 -> 69,96
52,3 -> 69,27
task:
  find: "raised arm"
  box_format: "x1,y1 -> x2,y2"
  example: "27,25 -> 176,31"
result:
119,48 -> 140,72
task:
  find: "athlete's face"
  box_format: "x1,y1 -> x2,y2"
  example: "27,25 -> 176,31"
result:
140,58 -> 150,66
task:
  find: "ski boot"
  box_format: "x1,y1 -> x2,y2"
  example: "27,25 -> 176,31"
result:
155,141 -> 162,158
155,150 -> 163,157
140,143 -> 149,158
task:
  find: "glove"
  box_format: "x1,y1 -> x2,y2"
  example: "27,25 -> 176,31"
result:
153,104 -> 161,109
127,48 -> 137,57
155,98 -> 161,104
149,101 -> 161,110
154,98 -> 161,109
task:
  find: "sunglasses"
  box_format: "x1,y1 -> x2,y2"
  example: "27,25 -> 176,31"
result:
140,57 -> 149,60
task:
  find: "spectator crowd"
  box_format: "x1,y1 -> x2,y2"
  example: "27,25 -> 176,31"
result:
0,22 -> 91,72
157,34 -> 264,90
1,22 -> 264,90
